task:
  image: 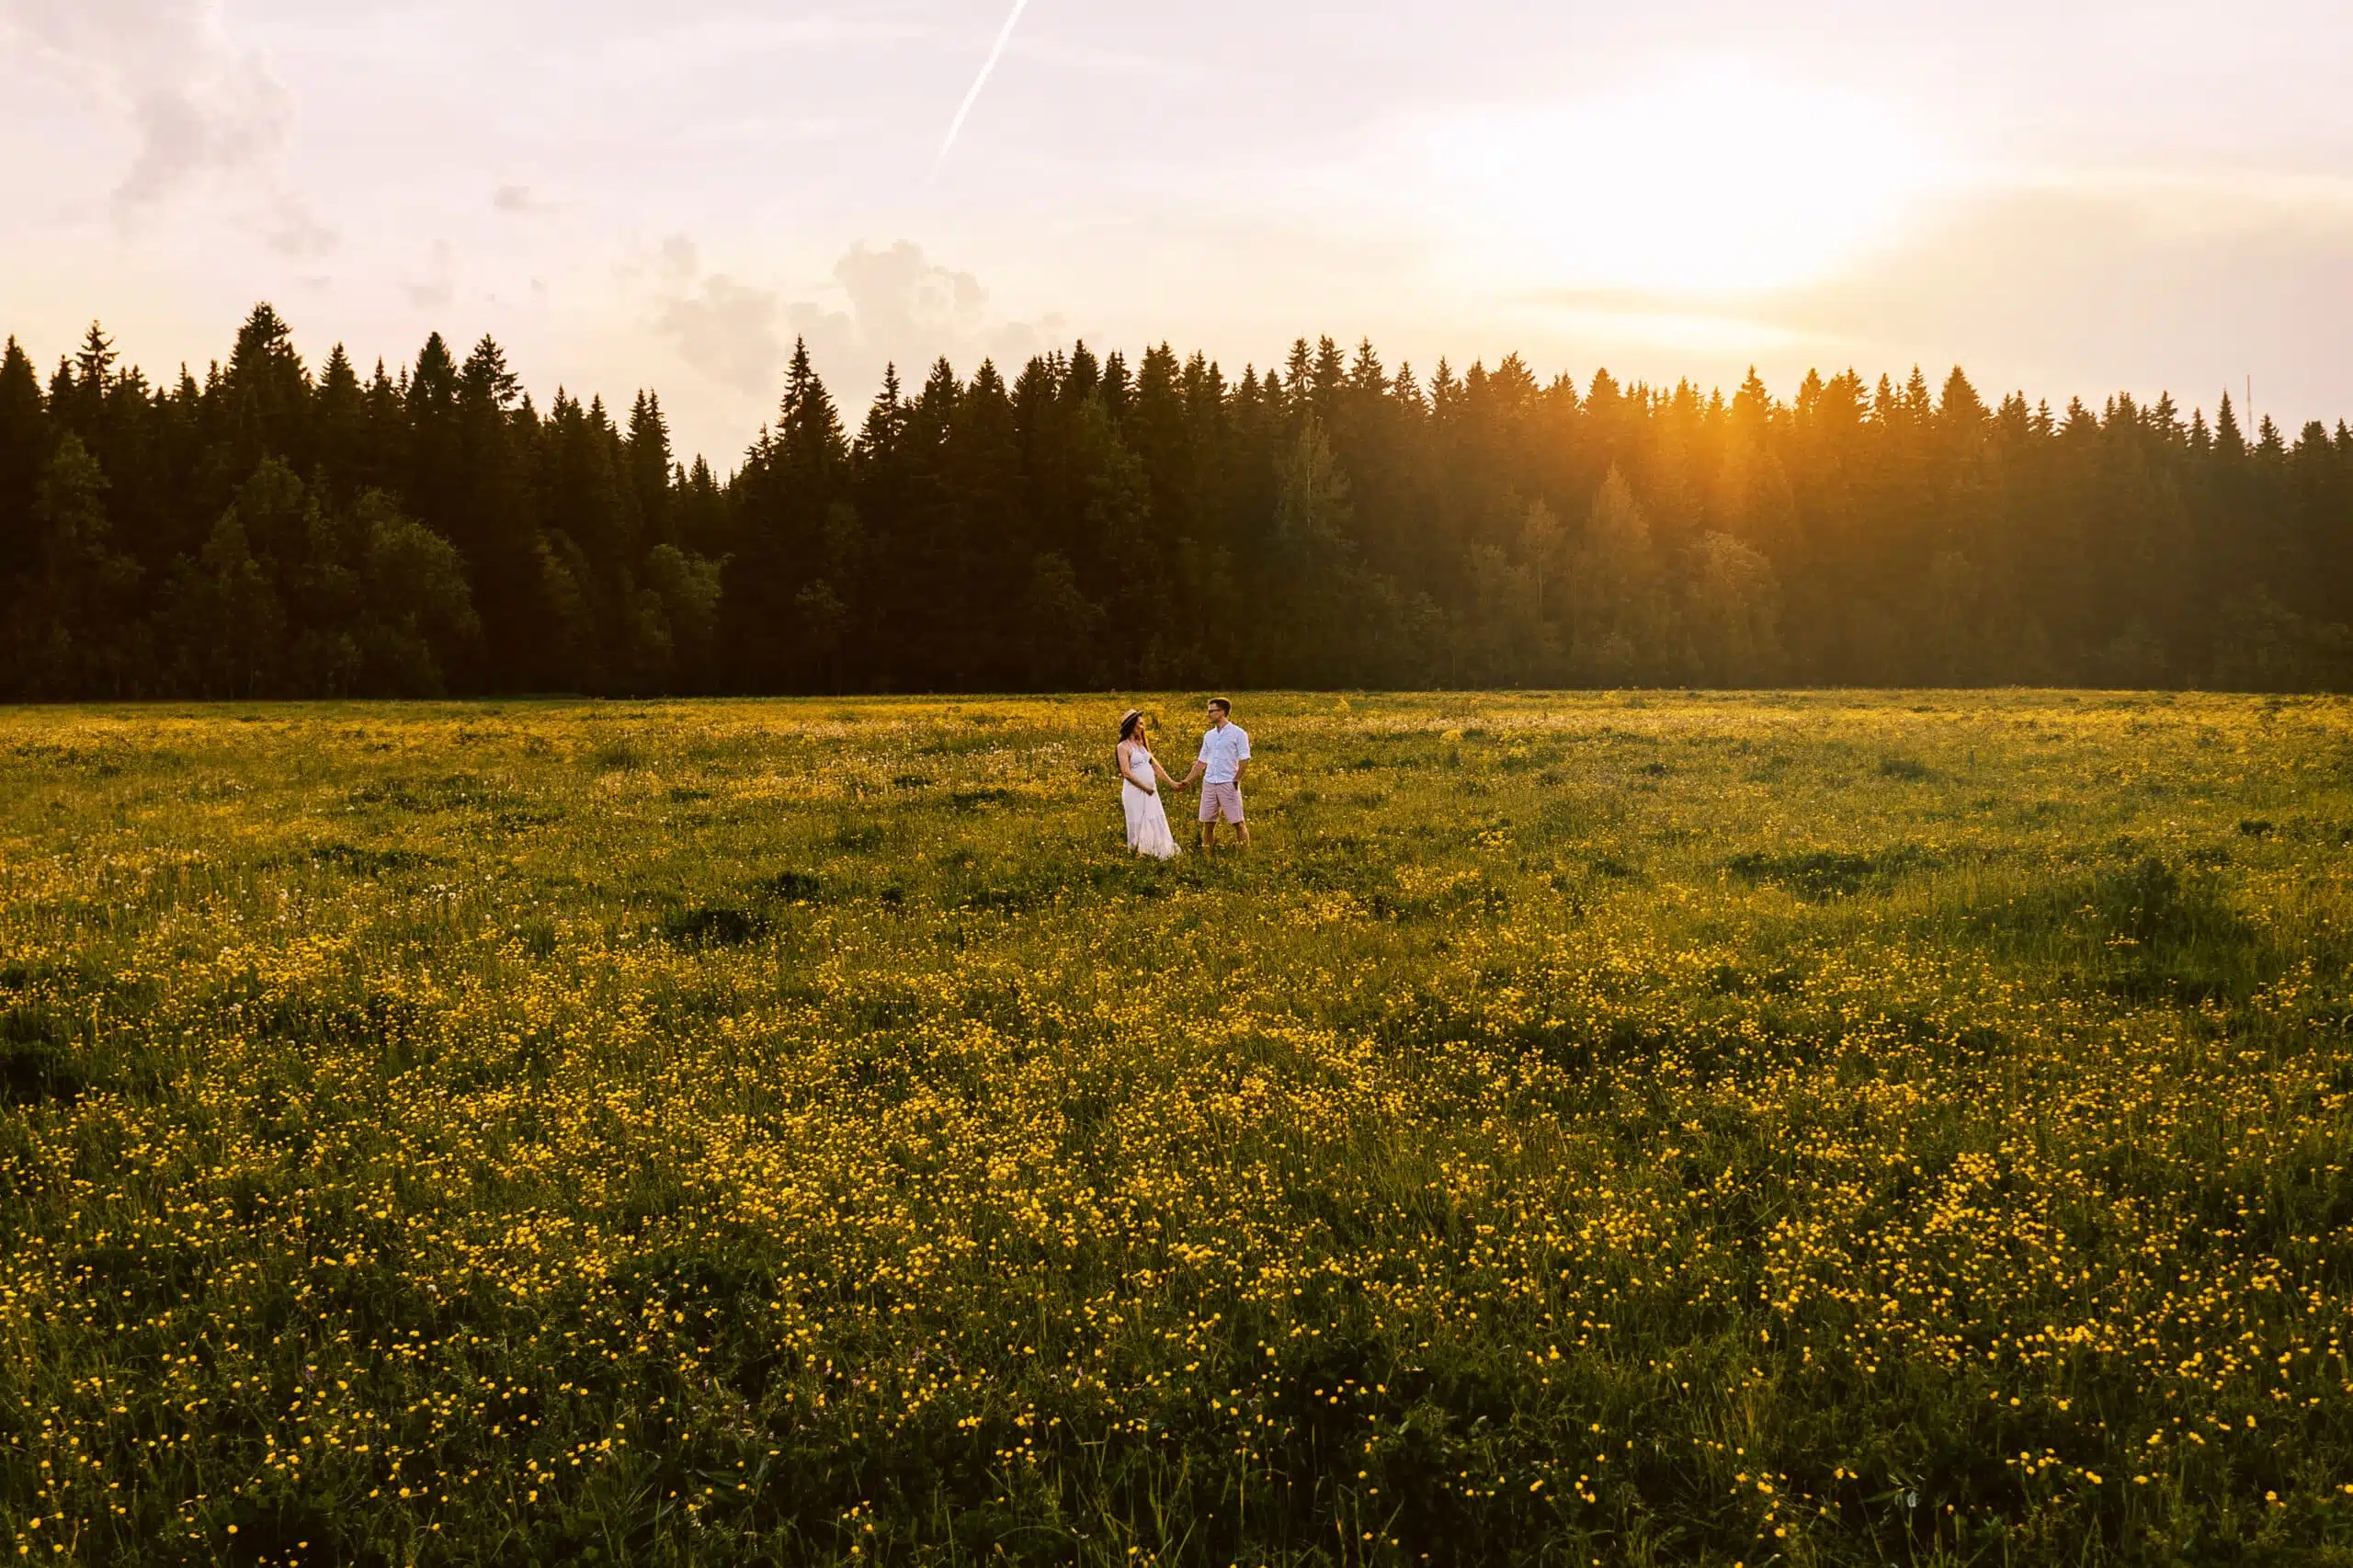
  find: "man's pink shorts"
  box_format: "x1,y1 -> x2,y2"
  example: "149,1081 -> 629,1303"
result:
1198,781 -> 1245,824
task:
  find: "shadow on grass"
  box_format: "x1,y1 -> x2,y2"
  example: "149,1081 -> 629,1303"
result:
1954,854 -> 2264,1003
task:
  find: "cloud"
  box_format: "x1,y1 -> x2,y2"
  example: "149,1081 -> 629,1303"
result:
493,184 -> 543,216
815,241 -> 989,358
0,0 -> 332,247
402,240 -> 458,311
789,241 -> 1059,387
1788,180 -> 2353,342
643,238 -> 1061,413
648,239 -> 787,394
261,191 -> 336,260
1733,177 -> 2353,422
662,278 -> 787,394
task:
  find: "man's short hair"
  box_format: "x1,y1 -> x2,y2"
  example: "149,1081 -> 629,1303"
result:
1207,698 -> 1232,715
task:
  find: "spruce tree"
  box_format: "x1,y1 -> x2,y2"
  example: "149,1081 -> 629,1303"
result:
0,301 -> 2347,697
221,303 -> 313,477
726,339 -> 849,689
626,392 -> 675,547
10,435 -> 142,698
1568,468 -> 1665,685
313,345 -> 367,506
446,335 -> 540,687
0,338 -> 48,619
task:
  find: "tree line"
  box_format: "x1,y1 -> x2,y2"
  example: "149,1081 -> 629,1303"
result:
2,303 -> 2348,699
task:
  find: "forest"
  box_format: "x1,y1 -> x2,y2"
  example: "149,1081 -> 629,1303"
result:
2,302 -> 2348,699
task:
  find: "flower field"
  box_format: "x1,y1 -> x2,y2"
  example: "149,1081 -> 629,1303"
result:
3,691 -> 2352,1566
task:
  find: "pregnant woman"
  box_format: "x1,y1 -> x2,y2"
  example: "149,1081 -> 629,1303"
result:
1116,709 -> 1183,861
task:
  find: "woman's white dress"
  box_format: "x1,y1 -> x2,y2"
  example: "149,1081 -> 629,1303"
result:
1121,744 -> 1180,860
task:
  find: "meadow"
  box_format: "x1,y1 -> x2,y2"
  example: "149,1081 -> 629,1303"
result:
3,691 -> 2352,1567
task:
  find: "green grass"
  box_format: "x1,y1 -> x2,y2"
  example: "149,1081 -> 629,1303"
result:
3,690 -> 2353,1565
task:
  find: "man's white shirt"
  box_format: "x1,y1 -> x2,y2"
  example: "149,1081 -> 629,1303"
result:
1198,723 -> 1251,785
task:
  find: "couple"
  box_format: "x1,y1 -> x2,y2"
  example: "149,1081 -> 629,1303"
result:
1116,699 -> 1251,861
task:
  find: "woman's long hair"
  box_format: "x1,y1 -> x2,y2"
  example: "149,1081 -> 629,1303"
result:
1119,710 -> 1145,743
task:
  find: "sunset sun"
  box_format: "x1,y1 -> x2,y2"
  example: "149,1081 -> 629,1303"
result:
1421,62 -> 1949,299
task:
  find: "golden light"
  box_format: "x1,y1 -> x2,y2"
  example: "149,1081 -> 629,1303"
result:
1417,61 -> 1952,300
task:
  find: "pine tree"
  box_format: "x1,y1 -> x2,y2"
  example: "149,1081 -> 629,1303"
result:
1100,351 -> 1131,424
444,335 -> 540,687
0,302 -> 2348,697
726,339 -> 849,689
626,391 -> 675,546
404,332 -> 462,551
313,345 -> 368,506
1264,415 -> 1358,682
221,303 -> 313,477
0,338 -> 48,620
62,323 -> 117,442
9,435 -> 143,698
1569,468 -> 1666,685
2214,392 -> 2245,458
1063,343 -> 1100,405
944,359 -> 1022,686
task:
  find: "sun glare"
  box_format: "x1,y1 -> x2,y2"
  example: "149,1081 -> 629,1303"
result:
1420,61 -> 1951,300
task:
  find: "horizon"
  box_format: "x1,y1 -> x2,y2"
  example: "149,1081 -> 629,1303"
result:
3,1 -> 2350,467
7,305 -> 2335,481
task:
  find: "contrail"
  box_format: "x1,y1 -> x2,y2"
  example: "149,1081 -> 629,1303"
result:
935,0 -> 1033,166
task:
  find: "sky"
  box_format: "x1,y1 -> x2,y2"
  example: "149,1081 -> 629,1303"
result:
3,0 -> 2349,468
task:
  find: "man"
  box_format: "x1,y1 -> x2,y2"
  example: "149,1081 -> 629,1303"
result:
1180,698 -> 1250,852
